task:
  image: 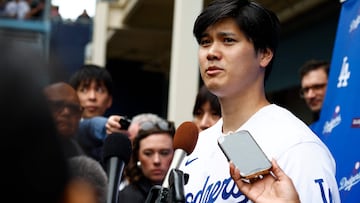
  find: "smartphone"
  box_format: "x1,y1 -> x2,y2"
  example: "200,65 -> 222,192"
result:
217,130 -> 272,181
119,117 -> 131,130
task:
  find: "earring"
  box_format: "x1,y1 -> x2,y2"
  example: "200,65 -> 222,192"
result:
137,161 -> 141,167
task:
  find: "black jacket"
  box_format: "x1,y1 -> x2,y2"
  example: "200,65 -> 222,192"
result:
118,177 -> 154,203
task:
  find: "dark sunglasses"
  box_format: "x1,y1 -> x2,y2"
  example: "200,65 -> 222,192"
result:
47,100 -> 83,115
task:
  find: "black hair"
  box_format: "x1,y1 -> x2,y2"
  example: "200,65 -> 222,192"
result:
193,0 -> 280,82
299,59 -> 330,79
192,85 -> 221,117
69,64 -> 113,96
68,155 -> 108,203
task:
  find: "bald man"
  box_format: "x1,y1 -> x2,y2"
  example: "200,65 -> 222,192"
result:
44,82 -> 85,158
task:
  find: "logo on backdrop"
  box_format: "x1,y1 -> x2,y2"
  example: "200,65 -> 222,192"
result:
323,105 -> 341,134
337,56 -> 351,88
349,14 -> 360,33
339,161 -> 360,192
351,118 -> 360,128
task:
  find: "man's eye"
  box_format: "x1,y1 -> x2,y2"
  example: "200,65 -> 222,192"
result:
200,39 -> 211,46
79,88 -> 87,93
224,38 -> 235,43
194,109 -> 204,116
96,87 -> 105,93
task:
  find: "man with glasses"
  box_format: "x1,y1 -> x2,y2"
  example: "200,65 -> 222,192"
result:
44,82 -> 85,158
299,59 -> 330,130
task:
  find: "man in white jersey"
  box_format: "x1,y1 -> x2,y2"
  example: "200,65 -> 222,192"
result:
179,0 -> 340,202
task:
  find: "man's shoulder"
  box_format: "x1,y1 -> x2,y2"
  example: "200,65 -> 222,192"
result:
309,120 -> 322,136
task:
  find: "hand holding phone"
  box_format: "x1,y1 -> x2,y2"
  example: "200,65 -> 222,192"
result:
218,130 -> 271,182
119,116 -> 131,130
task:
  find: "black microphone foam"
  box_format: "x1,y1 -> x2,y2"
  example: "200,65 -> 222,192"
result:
103,133 -> 132,164
103,133 -> 132,203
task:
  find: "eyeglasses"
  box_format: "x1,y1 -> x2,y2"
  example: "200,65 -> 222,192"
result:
299,83 -> 327,98
138,120 -> 175,137
47,100 -> 83,115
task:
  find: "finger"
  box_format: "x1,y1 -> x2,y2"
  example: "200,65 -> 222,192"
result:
229,162 -> 239,179
110,115 -> 121,122
230,162 -> 247,187
271,159 -> 288,181
108,118 -> 121,129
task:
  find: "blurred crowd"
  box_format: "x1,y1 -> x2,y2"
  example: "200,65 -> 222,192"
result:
1,33 -> 221,203
0,0 -> 90,23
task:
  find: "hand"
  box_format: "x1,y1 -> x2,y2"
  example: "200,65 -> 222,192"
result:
230,159 -> 300,203
105,115 -> 128,135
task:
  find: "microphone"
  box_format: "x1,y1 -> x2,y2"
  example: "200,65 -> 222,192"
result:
162,121 -> 198,189
149,121 -> 198,203
103,133 -> 132,203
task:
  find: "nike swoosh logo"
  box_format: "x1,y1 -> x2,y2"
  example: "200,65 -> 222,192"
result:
185,157 -> 198,166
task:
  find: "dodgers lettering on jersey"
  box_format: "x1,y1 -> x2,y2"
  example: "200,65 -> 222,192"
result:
185,176 -> 334,203
185,176 -> 248,203
315,179 -> 334,203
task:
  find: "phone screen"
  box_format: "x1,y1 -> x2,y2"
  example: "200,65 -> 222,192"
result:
218,130 -> 271,180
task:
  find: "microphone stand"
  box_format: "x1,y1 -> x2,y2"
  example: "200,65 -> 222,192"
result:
145,169 -> 186,203
145,185 -> 163,203
168,169 -> 186,203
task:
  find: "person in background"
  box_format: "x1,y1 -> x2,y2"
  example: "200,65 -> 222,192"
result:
44,82 -> 85,159
25,0 -> 45,20
192,84 -> 221,132
50,5 -> 62,22
299,59 -> 330,130
118,119 -> 176,203
3,0 -> 30,19
1,39 -> 69,203
69,64 -> 113,162
69,64 -> 113,119
76,9 -> 91,24
179,0 -> 340,202
105,113 -> 166,191
106,113 -> 163,141
63,155 -> 108,203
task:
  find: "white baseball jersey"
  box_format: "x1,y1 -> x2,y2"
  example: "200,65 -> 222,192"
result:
180,104 -> 340,203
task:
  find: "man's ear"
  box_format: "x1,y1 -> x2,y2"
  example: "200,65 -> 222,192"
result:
259,48 -> 273,68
